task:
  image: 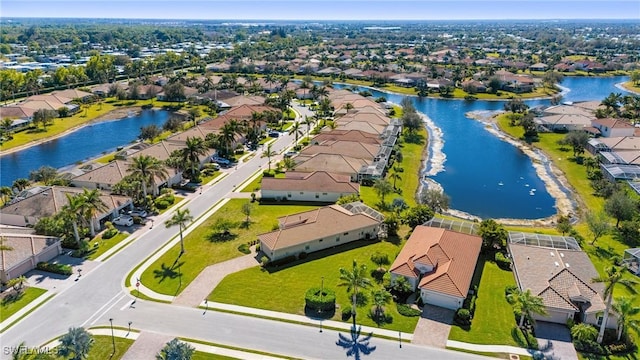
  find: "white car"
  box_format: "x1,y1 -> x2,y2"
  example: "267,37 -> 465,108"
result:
113,216 -> 134,227
128,209 -> 148,218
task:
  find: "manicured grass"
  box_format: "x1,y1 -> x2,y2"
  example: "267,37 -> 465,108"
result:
94,152 -> 117,164
157,195 -> 185,215
85,232 -> 130,260
621,81 -> 640,94
0,287 -> 47,322
85,336 -> 134,360
448,258 -> 519,346
239,172 -> 285,193
141,200 -> 319,296
209,240 -> 420,333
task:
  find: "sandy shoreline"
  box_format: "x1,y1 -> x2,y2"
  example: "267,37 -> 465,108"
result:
0,107 -> 144,157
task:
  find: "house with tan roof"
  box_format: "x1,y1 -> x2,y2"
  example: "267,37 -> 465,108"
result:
0,232 -> 62,282
258,202 -> 382,261
297,141 -> 380,163
334,121 -> 387,135
591,118 -> 635,138
0,186 -> 132,231
294,153 -> 369,182
389,226 -> 482,310
509,239 -> 616,328
260,171 -> 359,202
311,130 -> 383,146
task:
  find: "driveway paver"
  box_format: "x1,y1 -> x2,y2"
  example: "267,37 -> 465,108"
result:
412,304 -> 454,348
535,321 -> 578,360
122,331 -> 174,360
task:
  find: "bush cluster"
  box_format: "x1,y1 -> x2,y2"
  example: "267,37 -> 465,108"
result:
154,194 -> 176,210
37,262 -> 73,276
454,308 -> 472,325
341,305 -> 352,321
237,244 -> 251,254
396,303 -> 421,317
102,228 -> 118,239
305,287 -> 336,312
495,252 -> 512,270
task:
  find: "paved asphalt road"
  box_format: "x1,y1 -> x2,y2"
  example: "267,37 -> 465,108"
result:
0,103 -> 486,360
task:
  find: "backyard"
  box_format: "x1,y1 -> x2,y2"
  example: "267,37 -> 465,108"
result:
209,240 -> 421,333
140,200 -> 319,296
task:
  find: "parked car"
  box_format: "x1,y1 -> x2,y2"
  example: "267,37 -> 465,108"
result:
284,151 -> 298,158
113,216 -> 134,227
268,131 -> 280,138
211,156 -> 231,167
128,209 -> 148,218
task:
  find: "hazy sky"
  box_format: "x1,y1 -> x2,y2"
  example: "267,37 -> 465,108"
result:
1,0 -> 639,20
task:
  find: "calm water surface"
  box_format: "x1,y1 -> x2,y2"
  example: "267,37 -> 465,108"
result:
1,110 -> 169,186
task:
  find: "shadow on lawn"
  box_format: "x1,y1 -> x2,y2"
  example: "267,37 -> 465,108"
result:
153,259 -> 184,283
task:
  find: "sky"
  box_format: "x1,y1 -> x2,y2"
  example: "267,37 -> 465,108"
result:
1,0 -> 639,20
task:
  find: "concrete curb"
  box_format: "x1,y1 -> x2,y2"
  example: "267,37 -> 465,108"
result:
446,340 -> 534,356
0,290 -> 52,331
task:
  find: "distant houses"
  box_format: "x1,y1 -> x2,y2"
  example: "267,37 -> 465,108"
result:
0,231 -> 62,282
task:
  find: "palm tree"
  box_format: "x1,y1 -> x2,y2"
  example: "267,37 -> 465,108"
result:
63,193 -> 86,247
571,323 -> 598,343
81,189 -> 108,238
181,136 -> 207,180
262,143 -> 276,172
219,122 -> 238,156
282,157 -> 296,171
58,327 -> 93,360
165,208 -> 193,255
339,260 -> 372,328
507,288 -> 548,328
288,121 -> 303,143
592,265 -> 639,343
11,178 -> 30,192
389,169 -> 402,190
612,297 -> 640,341
156,338 -> 194,360
188,108 -> 201,127
1,186 -> 13,204
371,287 -> 392,325
601,92 -> 622,116
373,179 -> 393,206
302,115 -> 315,136
128,155 -> 169,198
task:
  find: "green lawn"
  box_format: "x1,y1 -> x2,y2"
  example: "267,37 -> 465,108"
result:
141,200 -> 319,296
239,172 -> 285,193
621,81 -> 640,94
85,232 -> 130,261
157,195 -> 185,215
49,335 -> 134,360
192,352 -> 239,360
209,240 -> 420,333
448,258 -> 519,346
0,287 -> 47,322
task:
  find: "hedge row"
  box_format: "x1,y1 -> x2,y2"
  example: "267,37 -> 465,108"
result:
37,262 -> 73,276
305,287 -> 336,312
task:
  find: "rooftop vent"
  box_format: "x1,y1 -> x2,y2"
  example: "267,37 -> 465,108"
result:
550,252 -> 555,257
554,262 -> 559,267
560,253 -> 565,257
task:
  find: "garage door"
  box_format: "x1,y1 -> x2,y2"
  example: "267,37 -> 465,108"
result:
422,290 -> 461,310
535,310 -> 570,324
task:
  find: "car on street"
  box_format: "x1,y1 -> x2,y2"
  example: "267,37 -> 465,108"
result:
128,209 -> 148,218
113,215 -> 134,226
268,131 -> 280,138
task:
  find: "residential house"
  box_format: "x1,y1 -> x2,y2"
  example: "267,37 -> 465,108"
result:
260,171 -> 359,202
294,153 -> 369,182
0,232 -> 62,282
389,226 -> 482,310
0,186 -> 132,231
311,130 -> 383,146
258,202 -> 382,261
509,237 -> 616,329
297,141 -> 381,163
591,118 -> 636,138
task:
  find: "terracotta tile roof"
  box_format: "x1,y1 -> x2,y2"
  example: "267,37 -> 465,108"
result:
52,89 -> 93,100
334,121 -> 386,135
224,96 -> 266,107
258,204 -> 381,251
390,226 -> 482,298
592,118 -> 635,129
260,171 -> 359,193
509,243 -> 606,315
298,141 -> 380,162
294,153 -> 368,177
311,130 -> 382,145
338,112 -> 391,126
0,106 -> 36,119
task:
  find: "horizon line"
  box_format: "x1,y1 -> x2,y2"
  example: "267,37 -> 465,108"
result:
3,16 -> 639,21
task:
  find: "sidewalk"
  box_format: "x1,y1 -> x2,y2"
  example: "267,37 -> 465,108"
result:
446,340 -> 534,356
202,301 -> 414,342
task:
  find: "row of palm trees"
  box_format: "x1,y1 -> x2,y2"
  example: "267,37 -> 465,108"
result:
62,189 -> 108,246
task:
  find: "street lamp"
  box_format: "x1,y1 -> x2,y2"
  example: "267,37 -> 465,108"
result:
109,318 -> 115,355
150,219 -> 154,229
319,276 -> 324,333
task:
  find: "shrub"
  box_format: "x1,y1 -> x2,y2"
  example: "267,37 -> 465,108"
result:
298,251 -> 308,260
505,284 -> 519,299
102,228 -> 118,240
237,244 -> 251,254
396,303 -> 421,317
267,255 -> 296,267
132,216 -> 143,225
37,262 -> 72,276
305,287 -> 336,312
341,305 -> 352,321
154,199 -> 171,210
495,252 -> 512,270
454,308 -> 472,326
255,243 -> 260,252
260,256 -> 269,267
262,171 -> 275,178
370,252 -> 390,266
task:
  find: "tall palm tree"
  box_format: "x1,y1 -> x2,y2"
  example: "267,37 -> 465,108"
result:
302,115 -> 315,136
11,178 -> 30,193
181,136 -> 208,180
373,179 -> 393,206
339,260 -> 372,328
507,288 -> 548,328
165,208 -> 193,255
220,122 -> 238,156
63,193 -> 86,247
612,297 -> 640,341
288,121 -> 303,143
81,189 -> 108,238
371,287 -> 392,325
601,92 -> 622,117
128,155 -> 169,198
592,265 -> 639,343
262,143 -> 276,172
389,169 -> 402,190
